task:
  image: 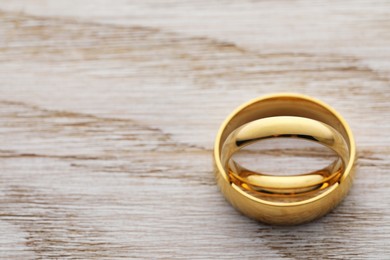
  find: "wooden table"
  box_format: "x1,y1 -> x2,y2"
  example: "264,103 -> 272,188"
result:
0,1 -> 389,259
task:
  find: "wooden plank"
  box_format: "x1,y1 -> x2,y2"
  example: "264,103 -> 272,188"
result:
0,1 -> 389,259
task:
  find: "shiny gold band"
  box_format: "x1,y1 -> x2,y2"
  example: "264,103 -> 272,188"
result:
213,93 -> 356,225
223,116 -> 348,191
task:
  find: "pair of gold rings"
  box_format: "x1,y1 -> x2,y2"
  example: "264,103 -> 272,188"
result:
213,93 -> 356,225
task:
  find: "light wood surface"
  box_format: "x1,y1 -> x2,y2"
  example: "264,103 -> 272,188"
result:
0,1 -> 389,259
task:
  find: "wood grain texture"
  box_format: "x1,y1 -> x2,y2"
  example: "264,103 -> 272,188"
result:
0,1 -> 389,259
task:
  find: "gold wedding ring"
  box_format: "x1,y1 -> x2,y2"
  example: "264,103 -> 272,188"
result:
213,93 -> 356,225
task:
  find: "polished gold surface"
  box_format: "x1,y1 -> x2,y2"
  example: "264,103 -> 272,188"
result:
213,93 -> 356,225
222,116 -> 348,191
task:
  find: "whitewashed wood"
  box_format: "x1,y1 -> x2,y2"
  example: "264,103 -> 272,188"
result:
0,1 -> 389,259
